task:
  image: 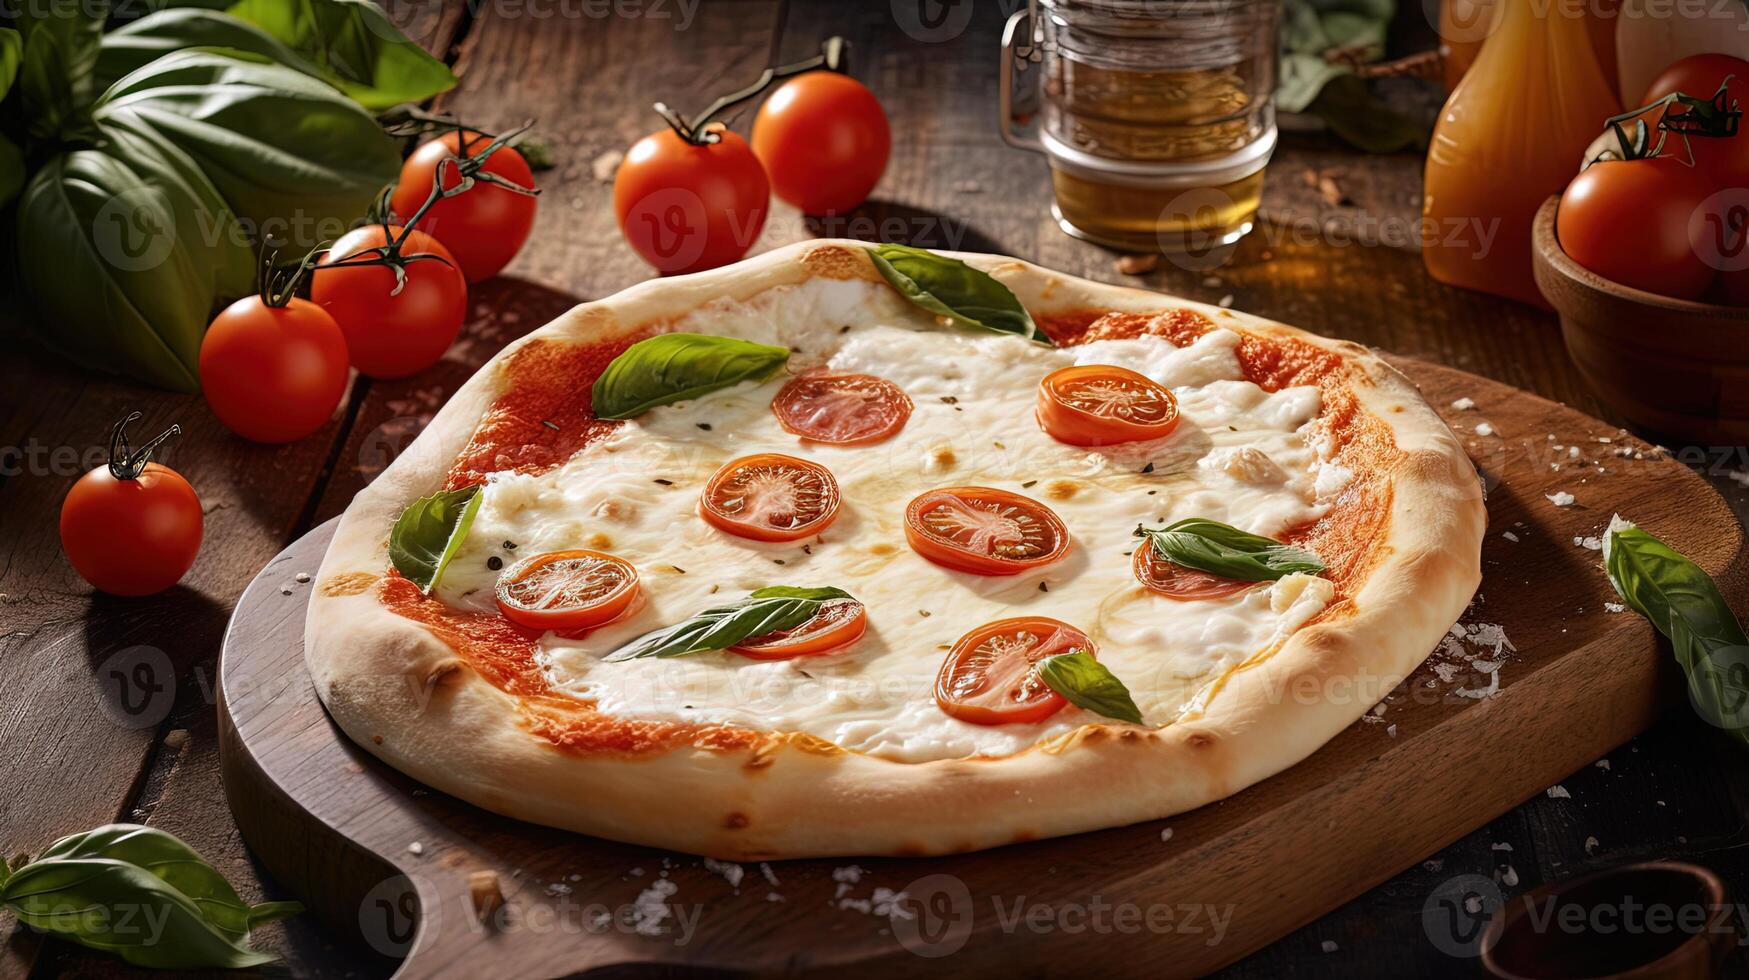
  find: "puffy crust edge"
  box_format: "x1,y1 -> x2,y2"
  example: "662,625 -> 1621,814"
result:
306,241 -> 1485,859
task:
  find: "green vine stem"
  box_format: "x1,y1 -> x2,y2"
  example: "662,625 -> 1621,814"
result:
654,35 -> 847,145
106,413 -> 180,482
1597,78 -> 1743,165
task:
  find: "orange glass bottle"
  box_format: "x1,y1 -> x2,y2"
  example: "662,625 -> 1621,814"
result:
1424,0 -> 1621,306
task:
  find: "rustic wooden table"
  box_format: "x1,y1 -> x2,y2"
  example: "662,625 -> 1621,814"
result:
5,2 -> 1749,977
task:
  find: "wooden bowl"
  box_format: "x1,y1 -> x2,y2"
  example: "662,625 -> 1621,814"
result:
1481,860 -> 1734,979
1531,195 -> 1749,444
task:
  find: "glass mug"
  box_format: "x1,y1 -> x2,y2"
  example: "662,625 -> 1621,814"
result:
999,0 -> 1280,254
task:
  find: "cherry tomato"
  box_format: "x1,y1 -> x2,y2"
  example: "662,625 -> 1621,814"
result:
701,453 -> 840,542
771,372 -> 912,445
904,487 -> 1070,576
494,550 -> 640,633
751,71 -> 890,214
935,617 -> 1091,726
1640,54 -> 1749,185
1132,544 -> 1255,601
390,131 -> 538,283
1036,364 -> 1181,446
614,123 -> 768,275
312,224 -> 468,380
60,416 -> 202,596
731,598 -> 867,659
199,296 -> 350,443
1556,156 -> 1718,300
1640,53 -> 1749,111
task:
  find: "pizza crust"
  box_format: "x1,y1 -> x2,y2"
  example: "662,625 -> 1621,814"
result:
305,241 -> 1485,859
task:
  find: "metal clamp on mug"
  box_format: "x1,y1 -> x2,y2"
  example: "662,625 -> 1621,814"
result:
999,0 -> 1281,255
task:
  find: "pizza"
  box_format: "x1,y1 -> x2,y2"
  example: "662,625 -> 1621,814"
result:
306,240 -> 1485,859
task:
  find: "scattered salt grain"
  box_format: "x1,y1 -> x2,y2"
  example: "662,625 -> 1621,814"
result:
1604,602 -> 1625,614
1491,842 -> 1513,852
1475,422 -> 1494,436
1585,836 -> 1601,854
1160,827 -> 1174,842
1595,758 -> 1611,770
1502,531 -> 1520,542
406,842 -> 423,856
1501,865 -> 1520,887
630,879 -> 678,935
1321,940 -> 1339,953
703,858 -> 744,889
1546,491 -> 1576,507
1575,535 -> 1602,551
1451,397 -> 1476,411
1546,784 -> 1571,799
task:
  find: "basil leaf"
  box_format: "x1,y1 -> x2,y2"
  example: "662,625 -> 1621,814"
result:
866,243 -> 1047,345
1037,651 -> 1144,725
749,586 -> 853,601
224,0 -> 458,109
1140,518 -> 1324,582
97,49 -> 401,234
15,135 -> 246,392
0,27 -> 23,102
1604,516 -> 1749,747
95,9 -> 330,95
1,824 -> 301,969
590,333 -> 791,420
17,0 -> 105,142
389,486 -> 483,594
606,588 -> 853,661
0,135 -> 22,211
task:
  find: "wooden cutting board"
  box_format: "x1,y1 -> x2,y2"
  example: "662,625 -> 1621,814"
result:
217,358 -> 1749,978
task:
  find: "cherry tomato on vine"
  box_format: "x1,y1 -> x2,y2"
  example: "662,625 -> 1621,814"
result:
614,122 -> 769,275
200,295 -> 350,443
1636,54 -> 1749,185
752,71 -> 890,214
61,414 -> 203,596
390,131 -> 539,283
1556,156 -> 1718,300
313,224 -> 468,379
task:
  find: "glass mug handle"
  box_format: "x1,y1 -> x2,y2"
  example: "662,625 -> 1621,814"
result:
998,8 -> 1043,154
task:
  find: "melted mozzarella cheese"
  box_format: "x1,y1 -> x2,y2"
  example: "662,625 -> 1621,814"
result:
436,280 -> 1346,762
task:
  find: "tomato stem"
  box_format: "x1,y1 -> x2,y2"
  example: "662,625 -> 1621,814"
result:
654,35 -> 847,145
106,412 -> 180,482
1596,80 -> 1743,166
257,246 -> 327,308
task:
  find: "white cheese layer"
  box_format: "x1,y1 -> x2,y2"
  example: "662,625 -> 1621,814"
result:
436,280 -> 1345,762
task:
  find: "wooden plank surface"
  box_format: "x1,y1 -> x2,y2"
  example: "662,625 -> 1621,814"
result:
4,0 -> 1749,977
213,359 -> 1744,979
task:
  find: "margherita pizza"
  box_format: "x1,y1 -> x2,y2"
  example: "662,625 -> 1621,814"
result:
306,241 -> 1485,859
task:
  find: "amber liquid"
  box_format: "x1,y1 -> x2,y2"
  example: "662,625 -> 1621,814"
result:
1051,167 -> 1265,252
1041,58 -> 1269,253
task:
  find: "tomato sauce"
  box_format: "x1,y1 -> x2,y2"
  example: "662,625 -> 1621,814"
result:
446,334 -> 645,490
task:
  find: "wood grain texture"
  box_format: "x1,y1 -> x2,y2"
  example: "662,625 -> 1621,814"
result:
217,360 -> 1747,978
